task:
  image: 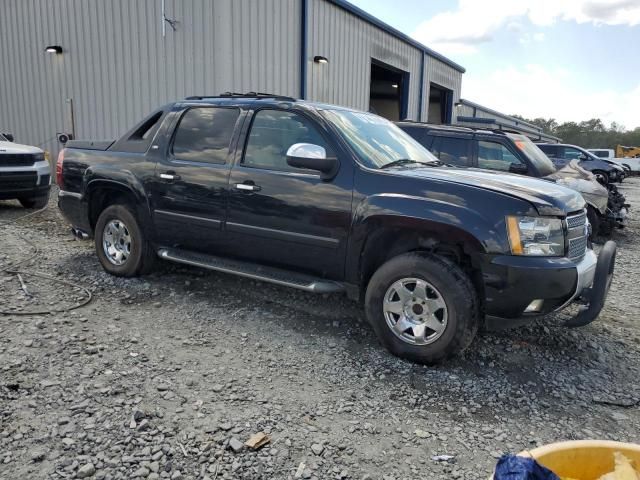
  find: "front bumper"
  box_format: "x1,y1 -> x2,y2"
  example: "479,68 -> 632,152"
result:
481,242 -> 616,327
0,160 -> 51,199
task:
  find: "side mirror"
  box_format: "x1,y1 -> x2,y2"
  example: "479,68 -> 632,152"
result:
286,143 -> 338,179
509,163 -> 528,174
3,133 -> 14,142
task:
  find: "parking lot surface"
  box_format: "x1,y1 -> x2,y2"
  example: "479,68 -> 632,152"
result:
2,180 -> 640,480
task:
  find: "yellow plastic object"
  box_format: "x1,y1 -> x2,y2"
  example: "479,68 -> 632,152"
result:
489,441 -> 640,480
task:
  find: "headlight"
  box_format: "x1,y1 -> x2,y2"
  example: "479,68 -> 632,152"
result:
33,152 -> 45,162
506,216 -> 564,256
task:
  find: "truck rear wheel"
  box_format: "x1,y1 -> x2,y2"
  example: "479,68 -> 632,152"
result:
95,204 -> 155,277
365,252 -> 478,364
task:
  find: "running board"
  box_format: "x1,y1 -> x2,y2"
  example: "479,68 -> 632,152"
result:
157,248 -> 345,294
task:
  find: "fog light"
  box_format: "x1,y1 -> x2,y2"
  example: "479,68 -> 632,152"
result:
524,299 -> 544,313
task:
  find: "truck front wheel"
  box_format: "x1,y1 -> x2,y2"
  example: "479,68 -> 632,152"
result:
365,252 -> 479,364
95,204 -> 155,277
19,191 -> 50,209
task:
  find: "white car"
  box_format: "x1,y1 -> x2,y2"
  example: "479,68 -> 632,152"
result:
588,148 -> 640,172
0,133 -> 52,208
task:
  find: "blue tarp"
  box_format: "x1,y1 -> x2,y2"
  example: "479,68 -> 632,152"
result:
494,455 -> 560,480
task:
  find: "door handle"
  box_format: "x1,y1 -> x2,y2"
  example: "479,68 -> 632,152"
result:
235,182 -> 261,192
159,171 -> 180,181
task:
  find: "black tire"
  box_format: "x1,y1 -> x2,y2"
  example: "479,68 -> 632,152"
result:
94,204 -> 156,277
586,206 -> 601,239
19,191 -> 50,209
364,252 -> 479,364
592,170 -> 609,185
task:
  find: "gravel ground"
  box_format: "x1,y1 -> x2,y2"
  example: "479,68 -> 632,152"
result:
2,180 -> 640,480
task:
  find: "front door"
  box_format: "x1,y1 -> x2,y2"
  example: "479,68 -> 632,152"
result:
149,105 -> 241,252
225,108 -> 353,279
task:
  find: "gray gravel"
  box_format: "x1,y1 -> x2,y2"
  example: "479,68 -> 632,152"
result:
2,180 -> 640,480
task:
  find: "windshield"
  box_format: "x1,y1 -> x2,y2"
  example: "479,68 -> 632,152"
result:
590,150 -> 608,158
507,134 -> 557,176
320,109 -> 439,168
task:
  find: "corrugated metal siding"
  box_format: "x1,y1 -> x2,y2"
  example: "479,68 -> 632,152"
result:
1,0 -> 464,158
306,0 -> 424,120
0,0 -> 300,156
422,55 -> 463,118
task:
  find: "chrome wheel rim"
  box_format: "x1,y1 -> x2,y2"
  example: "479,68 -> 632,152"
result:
383,277 -> 448,346
102,219 -> 132,266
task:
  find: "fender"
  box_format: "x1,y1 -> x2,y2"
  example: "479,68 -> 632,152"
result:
345,193 -> 510,284
84,172 -> 154,238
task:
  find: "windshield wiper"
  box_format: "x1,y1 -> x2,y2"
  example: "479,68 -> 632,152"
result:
379,159 -> 437,169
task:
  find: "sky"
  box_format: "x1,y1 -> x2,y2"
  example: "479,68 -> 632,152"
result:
349,0 -> 640,129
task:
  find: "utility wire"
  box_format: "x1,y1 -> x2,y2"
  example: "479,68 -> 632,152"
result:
0,205 -> 93,315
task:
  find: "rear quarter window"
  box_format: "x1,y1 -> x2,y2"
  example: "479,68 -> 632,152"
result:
172,107 -> 240,164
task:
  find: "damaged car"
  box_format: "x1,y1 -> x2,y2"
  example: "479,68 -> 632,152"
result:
396,123 -> 628,236
56,94 -> 616,364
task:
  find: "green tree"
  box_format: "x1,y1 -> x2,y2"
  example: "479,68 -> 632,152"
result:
511,114 -> 640,150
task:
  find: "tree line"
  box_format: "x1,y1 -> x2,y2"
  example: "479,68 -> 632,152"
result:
512,116 -> 640,149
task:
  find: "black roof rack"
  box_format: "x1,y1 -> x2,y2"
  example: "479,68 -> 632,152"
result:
395,120 -> 476,133
185,91 -> 297,102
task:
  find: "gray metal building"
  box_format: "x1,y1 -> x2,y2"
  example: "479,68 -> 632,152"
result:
454,99 -> 561,143
0,0 -> 465,156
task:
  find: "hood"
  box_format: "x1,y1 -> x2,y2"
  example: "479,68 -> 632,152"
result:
0,141 -> 43,155
546,160 -> 608,213
386,165 -> 585,216
603,159 -> 625,172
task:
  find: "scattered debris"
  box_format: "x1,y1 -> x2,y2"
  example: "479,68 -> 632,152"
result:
432,455 -> 456,462
244,432 -> 271,450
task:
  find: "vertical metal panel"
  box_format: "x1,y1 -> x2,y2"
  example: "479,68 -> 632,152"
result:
306,0 -> 423,120
0,0 -> 300,157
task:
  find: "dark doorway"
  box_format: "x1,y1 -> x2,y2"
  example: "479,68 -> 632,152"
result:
428,83 -> 453,124
369,60 -> 409,121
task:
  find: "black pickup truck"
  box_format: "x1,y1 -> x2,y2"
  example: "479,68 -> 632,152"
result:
57,94 -> 616,364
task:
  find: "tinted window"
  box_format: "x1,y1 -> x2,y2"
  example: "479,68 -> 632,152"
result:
243,110 -> 331,172
172,107 -> 239,164
477,140 -> 523,171
538,144 -> 557,156
563,147 -> 585,160
431,136 -> 471,166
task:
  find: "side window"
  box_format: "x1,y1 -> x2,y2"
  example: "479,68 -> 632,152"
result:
243,109 -> 331,172
539,145 -> 557,157
564,147 -> 585,160
431,136 -> 471,166
477,140 -> 522,171
172,107 -> 240,164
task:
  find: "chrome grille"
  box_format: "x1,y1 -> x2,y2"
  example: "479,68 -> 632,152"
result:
0,153 -> 37,167
565,210 -> 588,261
566,211 -> 587,229
568,236 -> 588,260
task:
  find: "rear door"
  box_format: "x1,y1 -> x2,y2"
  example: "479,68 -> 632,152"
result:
148,105 -> 243,252
224,108 -> 354,279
